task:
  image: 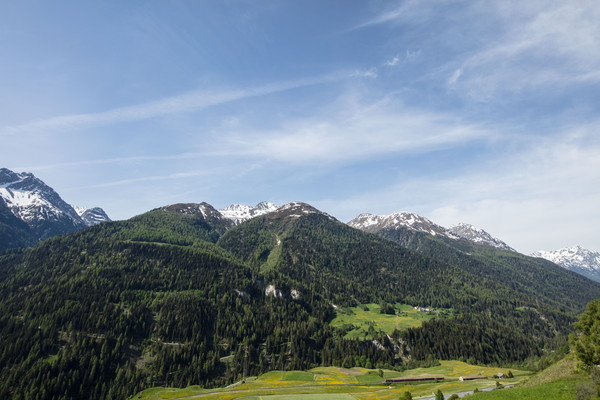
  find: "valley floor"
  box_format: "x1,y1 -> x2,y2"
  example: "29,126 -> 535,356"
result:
130,361 -> 530,400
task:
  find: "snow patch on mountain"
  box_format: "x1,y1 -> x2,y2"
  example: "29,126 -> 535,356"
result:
348,211 -> 516,251
0,168 -> 110,241
219,201 -> 278,224
274,202 -> 335,220
348,212 -> 452,237
448,223 -> 515,252
74,206 -> 111,227
163,203 -> 216,218
532,246 -> 600,282
0,170 -> 78,224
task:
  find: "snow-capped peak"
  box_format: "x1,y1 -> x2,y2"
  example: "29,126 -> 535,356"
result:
0,168 -> 110,241
348,211 -> 516,252
275,201 -> 333,219
532,246 -> 600,274
347,211 -> 449,237
74,206 -> 111,227
447,223 -> 515,252
219,202 -> 279,224
0,168 -> 81,225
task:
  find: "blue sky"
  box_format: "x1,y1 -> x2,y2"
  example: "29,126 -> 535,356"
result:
2,0 -> 599,253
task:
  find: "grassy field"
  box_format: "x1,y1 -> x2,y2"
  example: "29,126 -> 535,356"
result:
329,303 -> 449,339
466,355 -> 599,400
242,395 -> 359,400
466,377 -> 580,400
131,360 -> 529,400
260,237 -> 282,274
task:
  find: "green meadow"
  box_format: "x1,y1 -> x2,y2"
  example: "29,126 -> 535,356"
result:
329,303 -> 449,339
131,360 -> 528,400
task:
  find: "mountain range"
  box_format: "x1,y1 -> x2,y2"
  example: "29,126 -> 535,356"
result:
532,246 -> 600,283
345,211 -> 600,283
1,186 -> 599,399
347,211 -> 515,251
1,167 -> 598,287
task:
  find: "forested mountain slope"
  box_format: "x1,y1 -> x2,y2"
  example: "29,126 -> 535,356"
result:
0,198 -> 36,250
1,202 -> 599,400
368,226 -> 600,312
219,203 -> 596,360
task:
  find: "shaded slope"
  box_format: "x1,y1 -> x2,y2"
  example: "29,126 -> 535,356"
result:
373,227 -> 600,313
0,198 -> 36,250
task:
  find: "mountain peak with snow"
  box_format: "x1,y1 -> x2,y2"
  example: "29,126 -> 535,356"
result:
219,201 -> 278,224
347,211 -> 449,237
348,211 -> 517,252
448,223 -> 515,252
74,206 -> 111,227
0,168 -> 110,243
273,201 -> 334,220
532,245 -> 600,282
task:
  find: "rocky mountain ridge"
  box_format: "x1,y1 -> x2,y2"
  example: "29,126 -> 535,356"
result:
448,223 -> 515,252
347,211 -> 514,251
347,212 -> 450,237
2,166 -> 597,287
0,168 -> 110,245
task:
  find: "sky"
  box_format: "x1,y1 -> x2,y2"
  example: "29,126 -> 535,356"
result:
1,0 -> 599,254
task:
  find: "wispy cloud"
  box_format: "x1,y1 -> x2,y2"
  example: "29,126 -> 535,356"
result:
12,152 -> 215,172
384,56 -> 401,67
351,0 -> 426,30
1,71 -> 362,137
350,68 -> 378,78
328,119 -> 600,253
215,95 -> 491,164
384,50 -> 421,67
446,1 -> 600,98
83,169 -> 223,189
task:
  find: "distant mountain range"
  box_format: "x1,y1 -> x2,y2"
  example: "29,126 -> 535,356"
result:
1,167 -> 598,285
347,211 -> 599,282
347,211 -> 515,251
532,246 -> 600,283
0,168 -> 110,249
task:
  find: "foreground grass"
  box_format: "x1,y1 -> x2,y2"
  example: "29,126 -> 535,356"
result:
518,354 -> 576,388
329,303 -> 449,339
468,355 -> 599,400
131,360 -> 529,400
467,377 -> 579,400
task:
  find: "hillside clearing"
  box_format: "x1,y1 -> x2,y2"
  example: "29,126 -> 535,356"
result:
330,303 -> 450,338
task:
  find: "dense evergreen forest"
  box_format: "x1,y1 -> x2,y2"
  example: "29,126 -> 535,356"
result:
0,203 -> 599,399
